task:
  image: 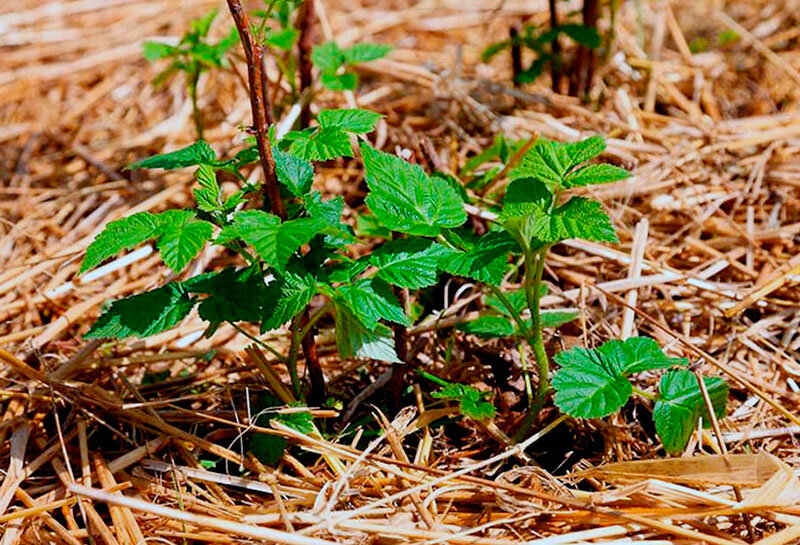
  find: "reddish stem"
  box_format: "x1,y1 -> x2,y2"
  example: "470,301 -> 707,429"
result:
227,0 -> 285,219
296,0 -> 316,128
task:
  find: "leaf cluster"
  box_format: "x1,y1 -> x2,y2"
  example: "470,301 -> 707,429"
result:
552,337 -> 728,453
311,41 -> 393,90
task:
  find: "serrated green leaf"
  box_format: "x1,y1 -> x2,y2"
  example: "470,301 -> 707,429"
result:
187,266 -> 266,325
274,408 -> 314,434
431,382 -> 496,420
86,283 -> 195,339
603,337 -> 688,375
336,278 -> 409,329
457,315 -> 514,338
155,212 -> 213,273
128,141 -> 216,170
654,370 -> 728,454
370,238 -> 448,289
508,135 -> 607,190
438,231 -> 518,286
564,163 -> 630,188
219,211 -> 322,272
287,127 -> 352,161
552,345 -> 632,418
547,197 -> 617,243
193,164 -> 222,211
261,267 -> 316,332
362,144 -> 467,236
311,41 -> 345,73
320,72 -> 358,90
81,212 -> 164,273
317,108 -> 382,134
334,304 -> 400,363
560,135 -> 606,171
274,147 -> 313,196
343,43 -> 392,64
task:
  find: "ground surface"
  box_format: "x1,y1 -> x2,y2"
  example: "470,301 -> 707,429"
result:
2,0 -> 800,544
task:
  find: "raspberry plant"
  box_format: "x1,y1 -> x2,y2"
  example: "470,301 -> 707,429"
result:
81,4 -> 728,456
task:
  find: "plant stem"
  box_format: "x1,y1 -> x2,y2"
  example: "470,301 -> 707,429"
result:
631,385 -> 658,402
226,0 -> 286,220
514,244 -> 550,442
230,323 -> 285,362
189,69 -> 204,139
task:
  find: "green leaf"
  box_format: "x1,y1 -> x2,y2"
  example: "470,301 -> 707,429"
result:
265,27 -> 298,50
193,164 -> 222,212
564,163 -> 630,188
187,266 -> 266,325
654,370 -> 728,454
334,304 -> 400,363
304,192 -> 355,245
438,231 -> 518,286
81,212 -> 163,273
86,283 -> 195,339
311,41 -> 345,73
559,24 -> 601,48
320,73 -> 358,91
481,40 -> 511,62
128,141 -> 216,170
317,108 -> 382,134
220,211 -> 323,272
541,310 -> 579,328
143,41 -> 177,61
508,135 -> 607,190
274,408 -> 314,434
343,43 -> 392,64
261,267 -> 317,332
603,337 -> 688,375
287,127 -> 352,161
155,212 -> 213,273
560,135 -> 606,171
370,238 -> 448,289
274,147 -> 313,196
547,197 -> 617,243
431,382 -> 496,420
552,346 -> 632,419
336,278 -> 410,329
362,144 -> 467,236
457,315 -> 514,338
356,213 -> 391,238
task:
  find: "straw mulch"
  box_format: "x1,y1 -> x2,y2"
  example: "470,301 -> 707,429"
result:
2,0 -> 800,543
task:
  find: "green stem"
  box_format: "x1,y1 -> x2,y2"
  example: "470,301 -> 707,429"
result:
189,69 -> 204,140
632,385 -> 658,402
514,244 -> 550,442
286,319 -> 302,397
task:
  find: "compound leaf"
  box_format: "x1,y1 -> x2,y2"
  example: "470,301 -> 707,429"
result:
86,283 -> 195,339
187,266 -> 266,325
431,382 -> 496,420
439,231 -> 519,286
193,164 -> 222,211
604,337 -> 688,375
320,72 -> 358,90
